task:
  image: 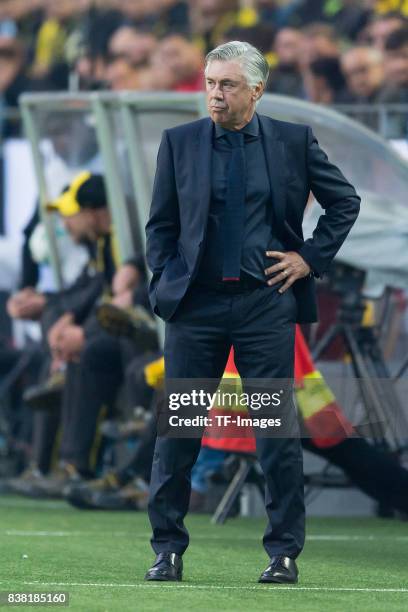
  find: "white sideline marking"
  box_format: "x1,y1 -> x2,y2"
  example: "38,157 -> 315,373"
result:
0,500 -> 66,510
5,530 -> 83,537
22,581 -> 408,593
4,530 -> 408,542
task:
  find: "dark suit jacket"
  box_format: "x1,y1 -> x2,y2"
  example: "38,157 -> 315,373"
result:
145,114 -> 360,323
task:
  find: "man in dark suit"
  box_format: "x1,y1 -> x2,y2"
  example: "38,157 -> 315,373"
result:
144,41 -> 360,584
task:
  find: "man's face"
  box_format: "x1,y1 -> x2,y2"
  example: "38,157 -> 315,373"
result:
299,34 -> 339,68
275,29 -> 303,66
106,57 -> 139,91
384,43 -> 408,87
108,28 -> 157,67
152,36 -> 202,82
63,210 -> 96,243
342,49 -> 384,97
205,59 -> 263,129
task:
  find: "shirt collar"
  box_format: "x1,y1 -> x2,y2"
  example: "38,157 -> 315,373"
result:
214,112 -> 259,139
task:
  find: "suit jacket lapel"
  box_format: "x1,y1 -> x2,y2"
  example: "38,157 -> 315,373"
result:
258,114 -> 287,235
195,118 -> 213,237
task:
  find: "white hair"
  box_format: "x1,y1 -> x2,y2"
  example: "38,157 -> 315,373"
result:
205,40 -> 270,89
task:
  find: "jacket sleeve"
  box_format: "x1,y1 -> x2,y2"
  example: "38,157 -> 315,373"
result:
146,130 -> 180,314
145,130 -> 180,285
298,127 -> 361,278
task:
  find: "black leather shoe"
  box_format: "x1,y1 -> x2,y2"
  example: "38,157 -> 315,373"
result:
258,555 -> 298,583
144,552 -> 183,581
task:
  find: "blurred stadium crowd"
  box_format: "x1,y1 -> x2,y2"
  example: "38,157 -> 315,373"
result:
1,0 -> 408,517
0,0 -> 408,123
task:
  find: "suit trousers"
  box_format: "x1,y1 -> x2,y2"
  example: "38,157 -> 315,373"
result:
148,282 -> 305,559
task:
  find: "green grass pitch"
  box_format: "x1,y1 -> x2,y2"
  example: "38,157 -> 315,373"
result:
0,495 -> 407,611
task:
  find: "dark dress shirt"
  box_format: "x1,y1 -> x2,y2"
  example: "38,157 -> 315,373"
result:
198,112 -> 283,283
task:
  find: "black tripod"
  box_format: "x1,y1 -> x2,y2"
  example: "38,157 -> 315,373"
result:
311,263 -> 407,454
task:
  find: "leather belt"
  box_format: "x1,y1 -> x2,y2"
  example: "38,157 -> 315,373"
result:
194,275 -> 267,294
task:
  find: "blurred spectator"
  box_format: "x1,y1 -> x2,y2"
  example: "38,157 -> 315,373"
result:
189,0 -> 240,53
81,21 -> 157,91
0,33 -> 48,136
77,3 -> 126,88
110,0 -> 159,31
255,0 -> 301,30
108,26 -> 158,67
381,25 -> 408,98
0,35 -> 27,107
6,172 -> 112,326
153,0 -> 190,36
74,52 -> 110,91
73,5 -> 125,91
31,0 -> 84,78
0,1 -> 43,57
105,26 -> 159,91
326,0 -> 371,41
105,58 -> 141,92
299,23 -> 340,92
286,0 -> 327,27
298,22 -> 341,102
363,11 -> 407,50
150,34 -> 204,91
266,27 -> 304,97
110,0 -> 189,35
340,46 -> 384,103
289,1 -> 370,40
306,56 -> 347,104
221,23 -> 276,55
299,22 -> 340,66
